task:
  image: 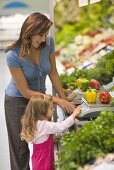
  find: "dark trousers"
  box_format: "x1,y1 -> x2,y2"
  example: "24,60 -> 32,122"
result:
4,95 -> 30,170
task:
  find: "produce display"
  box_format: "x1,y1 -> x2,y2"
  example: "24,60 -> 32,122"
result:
57,76 -> 114,169
56,28 -> 114,70
60,50 -> 114,90
58,111 -> 114,170
77,78 -> 90,91
58,56 -> 114,169
61,68 -> 113,106
55,2 -> 114,169
60,68 -> 88,90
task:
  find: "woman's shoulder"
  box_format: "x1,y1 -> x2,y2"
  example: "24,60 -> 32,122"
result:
45,36 -> 55,53
46,36 -> 54,46
6,47 -> 20,55
5,47 -> 20,59
5,47 -> 21,67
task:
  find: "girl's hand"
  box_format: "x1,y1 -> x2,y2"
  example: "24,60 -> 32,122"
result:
71,106 -> 81,118
56,98 -> 76,113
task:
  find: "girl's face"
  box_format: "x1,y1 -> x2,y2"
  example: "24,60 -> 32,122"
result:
47,103 -> 55,119
31,31 -> 49,49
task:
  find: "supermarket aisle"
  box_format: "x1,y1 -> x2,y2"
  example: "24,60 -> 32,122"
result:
0,50 -> 10,170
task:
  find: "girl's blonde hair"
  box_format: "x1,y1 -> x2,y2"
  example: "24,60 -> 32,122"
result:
20,94 -> 52,143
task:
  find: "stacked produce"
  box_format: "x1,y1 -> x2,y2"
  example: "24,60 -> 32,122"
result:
58,111 -> 114,170
76,77 -> 112,105
76,78 -> 90,91
60,50 -> 114,93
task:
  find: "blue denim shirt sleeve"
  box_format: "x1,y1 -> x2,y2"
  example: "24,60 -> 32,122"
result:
6,49 -> 21,68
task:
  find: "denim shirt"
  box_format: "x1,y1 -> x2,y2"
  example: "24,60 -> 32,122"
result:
5,36 -> 54,97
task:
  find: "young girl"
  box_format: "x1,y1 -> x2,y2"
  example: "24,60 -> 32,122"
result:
20,94 -> 81,170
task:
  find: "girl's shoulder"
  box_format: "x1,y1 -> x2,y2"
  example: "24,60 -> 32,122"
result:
37,120 -> 51,127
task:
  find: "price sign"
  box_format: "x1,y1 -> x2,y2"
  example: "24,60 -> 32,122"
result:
79,0 -> 88,7
90,0 -> 101,4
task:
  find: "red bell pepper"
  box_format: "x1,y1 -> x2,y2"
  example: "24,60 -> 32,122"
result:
99,91 -> 111,104
90,79 -> 101,90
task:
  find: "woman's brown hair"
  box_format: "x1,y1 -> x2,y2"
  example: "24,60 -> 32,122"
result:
5,12 -> 52,58
20,94 -> 53,143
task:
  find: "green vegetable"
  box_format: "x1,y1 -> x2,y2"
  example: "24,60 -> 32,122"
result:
110,97 -> 114,106
76,78 -> 90,91
82,79 -> 90,91
58,111 -> 114,170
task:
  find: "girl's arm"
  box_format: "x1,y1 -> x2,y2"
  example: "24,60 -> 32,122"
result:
37,106 -> 80,135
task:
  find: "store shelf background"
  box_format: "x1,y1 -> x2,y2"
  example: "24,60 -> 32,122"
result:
0,14 -> 26,170
0,14 -> 28,50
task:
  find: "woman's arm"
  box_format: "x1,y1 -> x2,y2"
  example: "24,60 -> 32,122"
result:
9,67 -> 44,99
8,66 -> 75,114
49,53 -> 67,99
49,53 -> 76,113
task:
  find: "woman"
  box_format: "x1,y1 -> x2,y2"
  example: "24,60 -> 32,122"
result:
4,12 -> 76,170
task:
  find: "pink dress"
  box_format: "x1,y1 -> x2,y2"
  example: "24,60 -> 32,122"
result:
31,116 -> 75,170
32,134 -> 55,170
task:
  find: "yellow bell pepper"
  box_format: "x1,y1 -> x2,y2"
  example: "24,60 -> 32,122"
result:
77,78 -> 82,88
85,89 -> 97,104
77,78 -> 90,91
77,78 -> 87,88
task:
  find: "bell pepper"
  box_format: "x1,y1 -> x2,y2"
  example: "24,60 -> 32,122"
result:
90,79 -> 101,90
85,88 -> 97,104
99,91 -> 111,104
82,80 -> 90,91
77,78 -> 90,91
77,78 -> 84,88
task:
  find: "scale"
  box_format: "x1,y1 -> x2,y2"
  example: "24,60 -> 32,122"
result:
74,79 -> 114,120
78,98 -> 114,120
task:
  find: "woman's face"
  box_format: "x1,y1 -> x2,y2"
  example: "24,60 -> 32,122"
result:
47,103 -> 55,119
31,31 -> 49,49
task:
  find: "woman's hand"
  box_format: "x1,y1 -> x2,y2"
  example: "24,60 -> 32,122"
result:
64,89 -> 78,102
71,99 -> 83,106
67,92 -> 78,102
56,98 -> 76,113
